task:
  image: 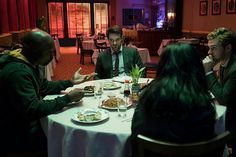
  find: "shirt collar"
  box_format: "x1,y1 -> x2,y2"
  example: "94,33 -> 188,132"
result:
111,45 -> 123,54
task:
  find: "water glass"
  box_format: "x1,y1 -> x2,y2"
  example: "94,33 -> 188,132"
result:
94,82 -> 103,99
117,98 -> 127,118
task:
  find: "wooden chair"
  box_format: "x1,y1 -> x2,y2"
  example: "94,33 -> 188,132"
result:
77,37 -> 93,64
144,62 -> 158,77
137,131 -> 231,157
76,33 -> 83,54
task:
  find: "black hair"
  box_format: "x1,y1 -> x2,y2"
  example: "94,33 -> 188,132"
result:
140,43 -> 213,119
106,25 -> 123,38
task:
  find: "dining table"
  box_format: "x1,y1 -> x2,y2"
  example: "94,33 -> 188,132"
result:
41,78 -> 227,157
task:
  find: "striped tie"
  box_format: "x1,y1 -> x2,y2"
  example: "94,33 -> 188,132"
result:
114,51 -> 119,76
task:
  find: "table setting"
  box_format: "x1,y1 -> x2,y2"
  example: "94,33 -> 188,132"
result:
41,77 -> 226,157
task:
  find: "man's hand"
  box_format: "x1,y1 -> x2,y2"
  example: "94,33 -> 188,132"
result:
67,88 -> 84,102
71,67 -> 97,85
202,55 -> 214,73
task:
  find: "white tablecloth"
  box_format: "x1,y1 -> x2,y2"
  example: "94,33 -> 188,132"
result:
82,39 -> 109,50
41,78 -> 226,157
54,37 -> 61,61
137,48 -> 151,64
44,39 -> 60,81
45,55 -> 57,81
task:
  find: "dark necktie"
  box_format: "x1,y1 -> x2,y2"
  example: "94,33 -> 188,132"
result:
219,65 -> 225,83
114,51 -> 119,76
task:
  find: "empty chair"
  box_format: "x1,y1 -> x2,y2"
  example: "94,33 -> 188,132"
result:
77,37 -> 93,64
144,61 -> 158,77
76,33 -> 83,54
137,131 -> 231,157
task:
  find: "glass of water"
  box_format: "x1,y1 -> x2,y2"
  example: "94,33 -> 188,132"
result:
94,82 -> 103,99
117,98 -> 127,118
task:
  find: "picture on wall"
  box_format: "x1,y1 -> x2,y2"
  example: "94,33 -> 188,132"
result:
226,0 -> 236,14
212,0 -> 221,15
200,1 -> 208,16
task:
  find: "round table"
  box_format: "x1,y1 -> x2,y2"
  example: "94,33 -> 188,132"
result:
41,78 -> 226,157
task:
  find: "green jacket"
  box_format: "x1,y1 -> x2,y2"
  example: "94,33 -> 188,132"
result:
94,46 -> 145,79
0,54 -> 73,151
207,53 -> 236,133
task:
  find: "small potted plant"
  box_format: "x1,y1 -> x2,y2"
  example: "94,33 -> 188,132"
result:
130,64 -> 145,85
130,64 -> 145,105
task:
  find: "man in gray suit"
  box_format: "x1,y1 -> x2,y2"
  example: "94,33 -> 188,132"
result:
94,25 -> 144,79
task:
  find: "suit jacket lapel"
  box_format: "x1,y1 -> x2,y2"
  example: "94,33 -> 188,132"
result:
123,47 -> 129,72
224,54 -> 236,81
107,49 -> 113,77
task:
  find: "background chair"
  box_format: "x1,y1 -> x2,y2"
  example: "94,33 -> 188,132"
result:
76,33 -> 83,54
93,38 -> 108,53
144,62 -> 158,77
137,131 -> 231,157
77,37 -> 93,64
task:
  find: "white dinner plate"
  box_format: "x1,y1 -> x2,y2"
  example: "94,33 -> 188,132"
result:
112,76 -> 132,83
71,108 -> 109,124
103,82 -> 121,90
100,99 -> 132,110
62,87 -> 94,96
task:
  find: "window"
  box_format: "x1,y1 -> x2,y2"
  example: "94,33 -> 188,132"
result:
94,3 -> 108,35
47,1 -> 108,39
48,2 -> 64,38
67,3 -> 91,38
122,9 -> 144,26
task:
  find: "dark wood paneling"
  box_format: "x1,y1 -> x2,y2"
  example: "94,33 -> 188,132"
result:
137,30 -> 169,56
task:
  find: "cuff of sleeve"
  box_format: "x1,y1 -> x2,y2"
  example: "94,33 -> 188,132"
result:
62,94 -> 72,104
205,71 -> 214,76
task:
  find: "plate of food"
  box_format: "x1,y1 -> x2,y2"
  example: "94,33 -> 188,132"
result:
71,108 -> 109,124
100,97 -> 132,110
103,82 -> 121,90
62,86 -> 95,96
82,86 -> 95,96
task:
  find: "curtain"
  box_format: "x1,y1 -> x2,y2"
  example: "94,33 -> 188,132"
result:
17,0 -> 30,30
28,0 -> 36,28
7,0 -> 19,31
23,0 -> 30,28
0,0 -> 9,33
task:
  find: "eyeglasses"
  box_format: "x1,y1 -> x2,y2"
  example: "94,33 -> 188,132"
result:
109,38 -> 122,43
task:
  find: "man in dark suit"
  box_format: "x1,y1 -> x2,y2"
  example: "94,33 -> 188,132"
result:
203,27 -> 236,156
94,25 -> 144,79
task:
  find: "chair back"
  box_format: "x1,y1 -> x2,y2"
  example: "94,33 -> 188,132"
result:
93,38 -> 108,53
77,36 -> 84,51
137,131 -> 231,157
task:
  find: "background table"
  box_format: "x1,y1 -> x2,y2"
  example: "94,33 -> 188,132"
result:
41,78 -> 226,157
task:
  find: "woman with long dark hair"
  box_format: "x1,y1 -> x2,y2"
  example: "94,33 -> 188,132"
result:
131,43 -> 216,154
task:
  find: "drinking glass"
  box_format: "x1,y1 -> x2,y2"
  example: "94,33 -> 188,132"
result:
94,82 -> 103,99
117,98 -> 127,118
